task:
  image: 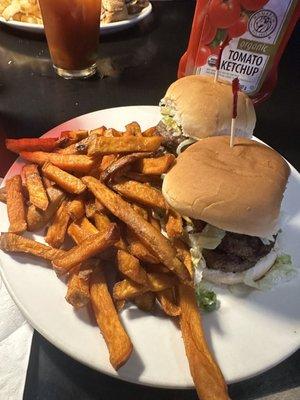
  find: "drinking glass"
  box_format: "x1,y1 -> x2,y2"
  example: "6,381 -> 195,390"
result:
38,0 -> 101,79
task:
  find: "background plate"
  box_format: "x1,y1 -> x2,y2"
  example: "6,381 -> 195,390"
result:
0,4 -> 152,35
0,106 -> 299,388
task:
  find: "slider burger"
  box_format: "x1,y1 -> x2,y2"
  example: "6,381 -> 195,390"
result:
158,75 -> 256,152
162,136 -> 291,286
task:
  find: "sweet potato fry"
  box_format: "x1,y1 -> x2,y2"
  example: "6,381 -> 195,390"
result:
115,299 -> 126,312
166,209 -> 183,238
94,212 -> 126,251
174,239 -> 194,278
99,155 -> 117,173
157,288 -> 181,317
45,200 -> 70,248
0,232 -> 64,261
95,198 -> 106,213
6,137 -> 58,153
65,257 -> 96,308
100,152 -> 154,183
179,284 -> 229,400
66,270 -> 90,308
88,136 -> 162,155
85,199 -> 97,218
20,151 -> 94,173
23,164 -> 49,211
144,263 -> 169,274
42,163 -> 86,194
0,186 -> 7,203
56,143 -> 79,155
26,186 -> 65,231
126,228 -> 159,264
67,217 -> 98,244
142,126 -> 158,137
53,224 -> 119,275
60,130 -> 88,145
131,203 -> 148,220
113,279 -> 147,300
90,267 -> 133,370
117,250 -> 149,285
124,171 -> 162,186
104,128 -> 123,137
149,215 -> 161,231
134,292 -> 155,312
135,154 -> 175,175
67,197 -> 85,220
65,218 -> 98,307
90,126 -> 106,136
93,211 -> 111,231
42,176 -> 55,188
82,177 -> 190,283
79,217 -> 99,235
113,272 -> 176,300
6,175 -> 27,233
124,122 -> 142,137
112,179 -> 167,210
147,272 -> 177,292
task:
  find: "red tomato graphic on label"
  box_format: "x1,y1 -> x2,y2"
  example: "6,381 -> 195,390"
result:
208,0 -> 241,29
228,13 -> 249,38
200,15 -> 217,45
239,0 -> 269,11
196,45 -> 212,67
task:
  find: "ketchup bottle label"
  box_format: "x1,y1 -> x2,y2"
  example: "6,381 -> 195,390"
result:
179,0 -> 299,101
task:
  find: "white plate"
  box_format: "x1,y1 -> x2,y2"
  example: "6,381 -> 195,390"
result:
0,106 -> 299,388
0,4 -> 152,34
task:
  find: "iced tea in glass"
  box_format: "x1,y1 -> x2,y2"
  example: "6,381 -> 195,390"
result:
39,0 -> 101,79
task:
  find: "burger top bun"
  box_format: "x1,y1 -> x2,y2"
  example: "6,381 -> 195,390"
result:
163,75 -> 256,139
162,136 -> 290,238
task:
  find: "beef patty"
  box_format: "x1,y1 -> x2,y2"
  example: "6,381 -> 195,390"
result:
203,232 -> 276,273
157,121 -> 185,153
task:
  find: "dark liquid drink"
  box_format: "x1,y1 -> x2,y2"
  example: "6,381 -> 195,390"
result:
39,0 -> 101,78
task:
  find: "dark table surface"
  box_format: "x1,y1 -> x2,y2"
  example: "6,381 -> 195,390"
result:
0,1 -> 299,399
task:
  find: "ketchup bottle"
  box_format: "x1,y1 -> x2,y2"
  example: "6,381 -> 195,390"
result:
178,0 -> 300,104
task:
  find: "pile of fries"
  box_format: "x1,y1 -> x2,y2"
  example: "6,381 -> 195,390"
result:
0,0 -> 42,24
0,123 -> 228,399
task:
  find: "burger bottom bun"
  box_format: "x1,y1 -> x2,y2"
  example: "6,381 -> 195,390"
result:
202,249 -> 278,285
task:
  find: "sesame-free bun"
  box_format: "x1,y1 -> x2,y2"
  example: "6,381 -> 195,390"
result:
163,75 -> 256,139
162,136 -> 290,238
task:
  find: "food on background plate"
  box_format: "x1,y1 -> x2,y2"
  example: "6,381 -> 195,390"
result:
101,0 -> 150,23
0,0 -> 149,25
125,0 -> 149,15
0,0 -> 42,24
162,136 -> 294,288
158,75 -> 256,152
0,123 -> 230,398
101,0 -> 128,23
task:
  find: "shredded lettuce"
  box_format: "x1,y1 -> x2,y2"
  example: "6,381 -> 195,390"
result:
161,116 -> 182,136
188,224 -> 226,250
159,99 -> 183,137
243,254 -> 296,290
260,235 -> 276,245
195,282 -> 220,312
